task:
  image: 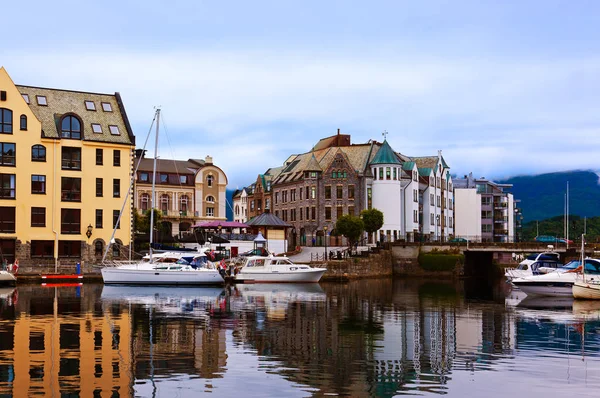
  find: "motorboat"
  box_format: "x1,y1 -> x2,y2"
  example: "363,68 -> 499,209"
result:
233,255 -> 326,283
101,251 -> 224,285
572,235 -> 600,300
0,270 -> 16,286
511,260 -> 582,297
505,250 -> 562,281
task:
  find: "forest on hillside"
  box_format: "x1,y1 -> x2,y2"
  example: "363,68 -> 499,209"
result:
521,215 -> 600,243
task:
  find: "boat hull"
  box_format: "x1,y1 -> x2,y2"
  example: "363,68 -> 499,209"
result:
511,281 -> 573,297
0,271 -> 16,286
101,267 -> 224,285
573,281 -> 600,300
235,269 -> 326,283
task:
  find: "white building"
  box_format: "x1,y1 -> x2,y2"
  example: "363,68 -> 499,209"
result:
453,173 -> 515,243
232,187 -> 249,223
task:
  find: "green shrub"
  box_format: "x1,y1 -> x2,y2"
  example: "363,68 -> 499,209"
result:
418,253 -> 463,271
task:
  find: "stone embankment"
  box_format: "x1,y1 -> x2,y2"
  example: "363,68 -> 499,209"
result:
321,249 -> 393,281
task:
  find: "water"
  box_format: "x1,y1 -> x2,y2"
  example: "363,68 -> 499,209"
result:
0,280 -> 600,397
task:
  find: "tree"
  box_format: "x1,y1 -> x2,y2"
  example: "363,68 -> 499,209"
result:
361,208 -> 384,241
133,208 -> 162,235
335,215 -> 365,248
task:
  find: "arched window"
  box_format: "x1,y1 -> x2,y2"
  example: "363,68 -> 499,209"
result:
206,195 -> 215,203
160,194 -> 169,213
140,193 -> 150,211
32,145 -> 46,162
20,115 -> 27,131
207,175 -> 213,187
94,240 -> 103,256
235,205 -> 239,216
180,195 -> 188,213
112,239 -> 122,257
60,115 -> 82,139
0,108 -> 12,134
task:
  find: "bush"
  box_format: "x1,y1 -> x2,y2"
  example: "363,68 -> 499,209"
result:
418,253 -> 464,272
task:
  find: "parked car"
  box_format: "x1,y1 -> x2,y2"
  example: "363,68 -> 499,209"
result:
557,238 -> 574,244
449,237 -> 469,243
535,235 -> 558,243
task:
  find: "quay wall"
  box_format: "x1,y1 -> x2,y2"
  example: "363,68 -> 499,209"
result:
322,250 -> 393,281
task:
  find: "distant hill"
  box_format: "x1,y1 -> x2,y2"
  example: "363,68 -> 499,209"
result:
498,170 -> 600,223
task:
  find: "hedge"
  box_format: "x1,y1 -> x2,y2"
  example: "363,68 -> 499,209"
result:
418,252 -> 464,272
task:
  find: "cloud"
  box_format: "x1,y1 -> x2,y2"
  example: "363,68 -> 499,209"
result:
4,48 -> 600,187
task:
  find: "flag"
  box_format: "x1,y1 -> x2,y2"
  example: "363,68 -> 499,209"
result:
209,250 -> 215,260
219,259 -> 226,269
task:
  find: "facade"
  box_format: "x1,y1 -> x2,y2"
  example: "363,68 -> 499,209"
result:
133,154 -> 228,238
232,187 -> 249,223
238,130 -> 454,248
453,172 -> 515,242
0,67 -> 135,267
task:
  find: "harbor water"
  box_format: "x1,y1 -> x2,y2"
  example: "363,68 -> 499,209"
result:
0,279 -> 599,397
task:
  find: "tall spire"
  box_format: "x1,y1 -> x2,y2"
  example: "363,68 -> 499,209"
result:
371,139 -> 401,165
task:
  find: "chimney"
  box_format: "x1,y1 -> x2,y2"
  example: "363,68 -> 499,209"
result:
205,155 -> 213,164
337,128 -> 340,135
135,149 -> 146,158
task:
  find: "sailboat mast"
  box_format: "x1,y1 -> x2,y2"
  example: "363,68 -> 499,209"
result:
149,108 -> 161,263
567,181 -> 569,247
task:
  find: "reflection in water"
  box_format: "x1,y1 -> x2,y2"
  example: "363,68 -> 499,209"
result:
0,281 -> 599,396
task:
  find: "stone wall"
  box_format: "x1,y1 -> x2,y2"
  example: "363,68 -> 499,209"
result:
321,249 -> 393,281
391,244 -> 462,278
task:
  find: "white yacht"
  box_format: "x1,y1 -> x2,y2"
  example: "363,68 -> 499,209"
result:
234,255 -> 326,283
511,260 -> 582,297
572,260 -> 600,300
101,251 -> 224,285
505,250 -> 562,281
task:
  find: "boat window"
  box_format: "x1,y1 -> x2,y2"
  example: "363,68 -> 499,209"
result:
176,258 -> 190,265
560,261 -> 580,270
518,264 -> 528,271
584,260 -> 600,275
254,259 -> 265,267
276,259 -> 292,265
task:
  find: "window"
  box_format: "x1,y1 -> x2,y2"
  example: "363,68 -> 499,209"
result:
20,115 -> 27,131
85,101 -> 96,111
101,102 -> 112,112
91,124 -> 102,134
60,115 -> 82,139
206,195 -> 215,203
113,210 -> 120,229
108,125 -> 120,135
311,206 -> 316,220
61,209 -> 80,234
58,241 -> 81,258
431,214 -> 434,225
336,185 -> 343,199
180,195 -> 188,213
140,193 -> 149,211
61,177 -> 81,202
180,175 -> 188,184
113,240 -> 121,257
0,207 -> 15,232
62,147 -> 81,170
95,241 -> 103,256
0,109 -> 12,133
367,187 -> 372,209
32,145 -> 46,162
31,207 -> 45,227
31,175 -> 46,194
413,189 -> 418,202
386,167 -> 391,180
325,207 -> 332,220
96,178 -> 103,197
113,150 -> 120,166
348,205 -> 354,215
22,94 -> 29,104
36,96 -> 47,106
430,193 -> 434,206
306,207 -> 309,220
337,206 -> 343,219
0,143 -> 15,166
206,207 -> 214,217
113,179 -> 120,197
31,241 -> 53,258
311,186 -> 316,199
160,174 -> 168,183
348,185 -> 355,199
393,168 -> 397,180
325,186 -> 331,199
207,175 -> 213,187
95,209 -> 103,228
379,168 -> 383,180
139,172 -> 148,182
0,174 -> 15,198
95,148 -> 103,165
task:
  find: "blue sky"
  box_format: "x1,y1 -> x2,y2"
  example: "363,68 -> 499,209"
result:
4,1 -> 600,188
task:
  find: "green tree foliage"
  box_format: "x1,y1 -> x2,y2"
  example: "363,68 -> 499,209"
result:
522,215 -> 600,243
133,208 -> 162,235
335,215 -> 365,247
360,208 -> 384,235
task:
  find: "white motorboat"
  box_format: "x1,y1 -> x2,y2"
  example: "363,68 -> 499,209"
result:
0,270 -> 16,286
511,260 -> 582,297
101,251 -> 224,285
505,250 -> 562,281
572,235 -> 600,300
234,255 -> 326,283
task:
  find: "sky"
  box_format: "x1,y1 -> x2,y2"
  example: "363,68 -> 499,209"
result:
3,1 -> 600,188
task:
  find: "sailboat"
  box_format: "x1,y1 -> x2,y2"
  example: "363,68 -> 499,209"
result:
101,109 -> 224,285
572,235 -> 600,299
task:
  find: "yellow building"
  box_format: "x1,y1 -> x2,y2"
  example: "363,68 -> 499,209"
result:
0,67 -> 134,268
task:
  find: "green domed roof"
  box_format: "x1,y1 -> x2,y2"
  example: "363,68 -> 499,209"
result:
371,140 -> 401,165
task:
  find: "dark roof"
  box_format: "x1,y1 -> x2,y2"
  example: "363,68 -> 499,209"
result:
303,154 -> 322,172
247,211 -> 291,228
136,157 -> 200,174
16,84 -> 135,146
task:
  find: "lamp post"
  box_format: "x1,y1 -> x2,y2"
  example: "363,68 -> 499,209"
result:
86,224 -> 93,239
323,226 -> 328,261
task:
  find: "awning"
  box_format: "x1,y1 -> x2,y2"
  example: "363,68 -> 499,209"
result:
192,220 -> 250,229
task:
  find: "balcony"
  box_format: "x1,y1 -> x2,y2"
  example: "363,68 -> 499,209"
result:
494,216 -> 508,223
493,202 -> 508,209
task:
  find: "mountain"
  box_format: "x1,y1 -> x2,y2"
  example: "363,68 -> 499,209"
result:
498,170 -> 600,223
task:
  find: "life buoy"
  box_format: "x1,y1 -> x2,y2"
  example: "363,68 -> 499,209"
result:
12,259 -> 18,274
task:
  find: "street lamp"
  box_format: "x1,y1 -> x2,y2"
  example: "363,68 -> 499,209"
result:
86,224 -> 93,239
323,226 -> 328,261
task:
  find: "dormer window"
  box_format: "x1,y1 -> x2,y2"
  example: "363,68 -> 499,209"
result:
91,123 -> 102,133
21,94 -> 30,104
36,96 -> 47,106
85,101 -> 96,111
101,102 -> 112,112
60,115 -> 82,139
109,125 -> 120,135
